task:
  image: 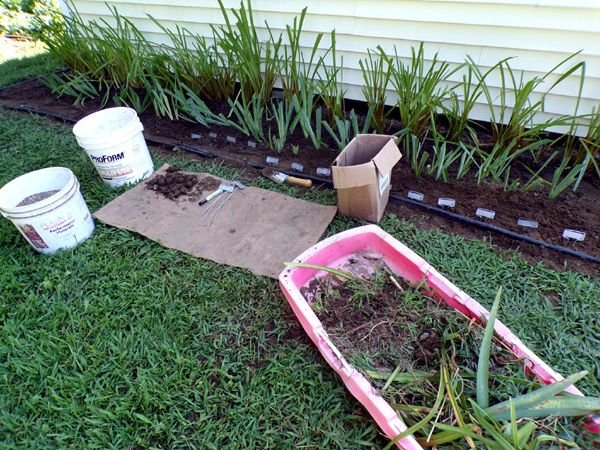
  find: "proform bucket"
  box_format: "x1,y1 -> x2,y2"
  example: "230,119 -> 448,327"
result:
73,107 -> 154,188
0,167 -> 95,253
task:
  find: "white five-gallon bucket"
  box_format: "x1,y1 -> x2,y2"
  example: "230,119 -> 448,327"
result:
73,107 -> 154,188
0,167 -> 95,253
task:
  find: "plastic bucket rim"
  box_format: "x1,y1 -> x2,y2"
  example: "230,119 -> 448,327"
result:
0,167 -> 76,216
74,122 -> 144,150
2,178 -> 81,220
73,107 -> 141,142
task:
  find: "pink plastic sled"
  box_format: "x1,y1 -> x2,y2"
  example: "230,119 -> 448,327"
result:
279,225 -> 599,449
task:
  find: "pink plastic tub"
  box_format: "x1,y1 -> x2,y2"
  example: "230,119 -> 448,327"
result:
278,224 -> 599,448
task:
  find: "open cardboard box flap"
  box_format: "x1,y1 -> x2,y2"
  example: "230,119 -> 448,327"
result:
372,137 -> 401,175
331,163 -> 376,189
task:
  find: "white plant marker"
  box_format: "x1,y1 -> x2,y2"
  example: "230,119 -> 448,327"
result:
209,132 -> 218,139
563,229 -> 586,241
438,198 -> 456,208
266,156 -> 279,166
407,190 -> 424,201
517,218 -> 539,229
247,140 -> 256,148
191,133 -> 202,140
226,136 -> 236,143
476,208 -> 495,220
291,162 -> 304,173
316,167 -> 331,176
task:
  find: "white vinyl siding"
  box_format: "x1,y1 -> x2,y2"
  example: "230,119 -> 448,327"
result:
68,0 -> 600,130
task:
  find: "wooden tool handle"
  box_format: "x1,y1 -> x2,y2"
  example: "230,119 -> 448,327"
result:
287,176 -> 312,188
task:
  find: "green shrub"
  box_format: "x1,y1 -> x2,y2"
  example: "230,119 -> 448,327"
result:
0,0 -> 59,36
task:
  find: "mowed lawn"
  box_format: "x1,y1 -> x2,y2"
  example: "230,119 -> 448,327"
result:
0,45 -> 599,449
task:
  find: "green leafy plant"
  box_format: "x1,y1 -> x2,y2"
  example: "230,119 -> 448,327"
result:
404,132 -> 430,178
316,30 -> 345,125
3,0 -> 59,36
383,286 -> 600,449
267,98 -> 299,152
547,149 -> 599,199
278,6 -> 324,100
149,17 -> 235,102
386,43 -> 459,138
472,52 -> 586,153
43,70 -> 104,106
323,108 -> 374,151
291,79 -> 324,150
226,92 -> 266,141
581,106 -> 600,158
359,48 -> 392,133
475,139 -> 551,188
442,60 -> 495,143
427,130 -> 466,182
214,0 -> 282,101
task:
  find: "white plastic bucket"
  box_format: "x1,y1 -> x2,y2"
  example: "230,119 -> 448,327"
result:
73,107 -> 154,188
0,167 -> 95,253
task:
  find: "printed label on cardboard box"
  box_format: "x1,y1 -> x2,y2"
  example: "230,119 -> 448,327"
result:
378,173 -> 390,195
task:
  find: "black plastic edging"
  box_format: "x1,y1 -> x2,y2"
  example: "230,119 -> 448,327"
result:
1,101 -> 598,265
145,136 -> 218,159
0,103 -> 218,158
388,195 -> 600,265
1,103 -> 77,124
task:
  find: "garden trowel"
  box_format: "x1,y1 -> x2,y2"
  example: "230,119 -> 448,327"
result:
261,168 -> 312,188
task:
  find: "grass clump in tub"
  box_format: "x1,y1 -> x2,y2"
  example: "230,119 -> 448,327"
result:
303,267 -> 600,448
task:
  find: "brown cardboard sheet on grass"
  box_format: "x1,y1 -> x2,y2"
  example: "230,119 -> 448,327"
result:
94,164 -> 337,278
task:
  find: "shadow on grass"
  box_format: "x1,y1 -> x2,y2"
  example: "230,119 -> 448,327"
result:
0,37 -> 61,88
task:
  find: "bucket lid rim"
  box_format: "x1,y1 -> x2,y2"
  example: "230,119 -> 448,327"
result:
73,107 -> 140,138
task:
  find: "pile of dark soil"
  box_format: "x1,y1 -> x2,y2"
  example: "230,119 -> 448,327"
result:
145,165 -> 198,199
144,165 -> 222,203
302,269 -> 492,377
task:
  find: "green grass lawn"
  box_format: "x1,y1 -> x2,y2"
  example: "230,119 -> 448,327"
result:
1,44 -> 599,448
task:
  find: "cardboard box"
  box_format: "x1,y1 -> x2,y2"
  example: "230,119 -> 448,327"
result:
332,134 -> 402,222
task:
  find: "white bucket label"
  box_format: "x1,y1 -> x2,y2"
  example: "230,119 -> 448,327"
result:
18,224 -> 48,249
90,151 -> 126,164
85,137 -> 150,187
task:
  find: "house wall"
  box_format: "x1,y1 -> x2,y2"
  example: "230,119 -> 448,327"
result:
68,0 -> 600,132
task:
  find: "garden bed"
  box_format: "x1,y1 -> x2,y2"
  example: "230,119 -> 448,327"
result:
1,78 -> 598,273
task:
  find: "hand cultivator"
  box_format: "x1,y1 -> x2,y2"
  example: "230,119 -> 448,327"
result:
198,180 -> 245,226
